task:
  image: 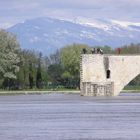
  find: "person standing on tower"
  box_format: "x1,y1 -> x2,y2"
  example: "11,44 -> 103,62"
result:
117,48 -> 121,54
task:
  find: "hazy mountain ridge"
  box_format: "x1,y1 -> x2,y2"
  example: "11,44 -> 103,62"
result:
7,17 -> 140,55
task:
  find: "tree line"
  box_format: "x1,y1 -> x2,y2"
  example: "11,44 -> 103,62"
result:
0,29 -> 140,90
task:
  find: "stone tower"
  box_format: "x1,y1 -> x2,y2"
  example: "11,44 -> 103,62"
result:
80,54 -> 113,96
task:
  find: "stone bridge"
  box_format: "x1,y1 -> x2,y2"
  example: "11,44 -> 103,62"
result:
80,54 -> 140,96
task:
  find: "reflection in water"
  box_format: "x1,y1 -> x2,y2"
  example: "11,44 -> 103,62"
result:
0,93 -> 140,140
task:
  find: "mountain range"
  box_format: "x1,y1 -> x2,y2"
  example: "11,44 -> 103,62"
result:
7,17 -> 140,55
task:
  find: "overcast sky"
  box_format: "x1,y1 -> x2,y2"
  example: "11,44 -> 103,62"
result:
0,0 -> 140,28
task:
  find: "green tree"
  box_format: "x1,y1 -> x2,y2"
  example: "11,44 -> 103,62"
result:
29,62 -> 34,89
49,49 -> 60,64
16,50 -> 38,89
60,44 -> 89,88
47,64 -> 64,87
0,30 -> 21,89
0,30 -> 20,79
36,52 -> 43,89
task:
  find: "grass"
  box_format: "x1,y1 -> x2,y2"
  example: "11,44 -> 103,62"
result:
123,85 -> 140,92
0,86 -> 80,91
0,87 -> 80,96
0,85 -> 140,96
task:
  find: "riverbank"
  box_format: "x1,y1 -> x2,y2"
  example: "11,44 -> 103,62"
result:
122,90 -> 140,93
0,89 -> 140,96
0,90 -> 80,95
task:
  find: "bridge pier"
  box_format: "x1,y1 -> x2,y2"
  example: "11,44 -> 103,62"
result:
81,82 -> 114,96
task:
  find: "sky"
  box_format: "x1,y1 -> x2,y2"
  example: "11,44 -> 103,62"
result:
0,0 -> 140,28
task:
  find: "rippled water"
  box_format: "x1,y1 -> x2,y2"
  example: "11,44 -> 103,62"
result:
0,93 -> 140,140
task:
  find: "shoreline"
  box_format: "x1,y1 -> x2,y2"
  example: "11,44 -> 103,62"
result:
0,90 -> 139,96
0,90 -> 80,95
121,90 -> 140,93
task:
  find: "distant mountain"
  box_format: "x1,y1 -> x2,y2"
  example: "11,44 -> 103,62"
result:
7,17 -> 140,55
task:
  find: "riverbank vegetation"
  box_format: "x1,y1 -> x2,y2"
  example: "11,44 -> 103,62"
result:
0,29 -> 140,91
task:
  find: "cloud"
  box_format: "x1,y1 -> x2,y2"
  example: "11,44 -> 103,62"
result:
44,0 -> 140,9
0,0 -> 140,28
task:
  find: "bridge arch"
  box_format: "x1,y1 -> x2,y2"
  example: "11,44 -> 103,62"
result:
123,74 -> 140,90
109,55 -> 140,95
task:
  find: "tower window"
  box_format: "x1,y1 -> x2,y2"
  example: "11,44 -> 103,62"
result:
106,70 -> 111,79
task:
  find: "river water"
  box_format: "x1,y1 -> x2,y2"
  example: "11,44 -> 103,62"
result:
0,93 -> 140,140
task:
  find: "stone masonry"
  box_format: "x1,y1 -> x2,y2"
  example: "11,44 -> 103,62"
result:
80,54 -> 140,96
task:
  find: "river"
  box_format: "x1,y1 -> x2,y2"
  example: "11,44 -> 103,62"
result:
0,93 -> 140,140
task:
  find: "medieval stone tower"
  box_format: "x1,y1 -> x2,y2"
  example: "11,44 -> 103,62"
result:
80,54 -> 140,96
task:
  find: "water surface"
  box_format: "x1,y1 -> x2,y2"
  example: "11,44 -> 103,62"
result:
0,93 -> 140,140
